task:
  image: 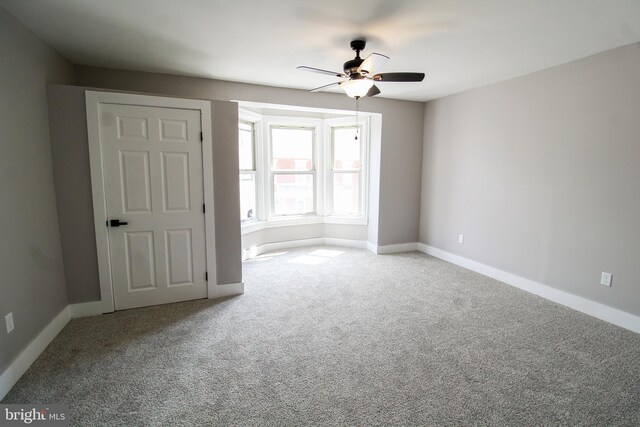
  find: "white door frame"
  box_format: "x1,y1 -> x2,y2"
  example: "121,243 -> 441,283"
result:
86,90 -> 217,313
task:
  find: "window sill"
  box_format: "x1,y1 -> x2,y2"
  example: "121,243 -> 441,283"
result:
241,215 -> 368,235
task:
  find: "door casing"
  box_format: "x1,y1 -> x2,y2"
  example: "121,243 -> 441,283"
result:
86,91 -> 217,313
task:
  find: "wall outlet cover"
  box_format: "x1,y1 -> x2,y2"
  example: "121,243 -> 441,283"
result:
458,234 -> 464,244
5,312 -> 14,333
600,272 -> 612,287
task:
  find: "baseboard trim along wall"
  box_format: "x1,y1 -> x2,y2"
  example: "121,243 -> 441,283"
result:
375,242 -> 420,254
215,282 -> 245,298
69,301 -> 106,318
0,307 -> 71,400
418,243 -> 640,334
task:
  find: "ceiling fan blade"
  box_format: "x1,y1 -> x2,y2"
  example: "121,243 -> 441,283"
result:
357,53 -> 390,75
310,81 -> 342,92
297,66 -> 347,78
372,72 -> 425,82
365,85 -> 381,97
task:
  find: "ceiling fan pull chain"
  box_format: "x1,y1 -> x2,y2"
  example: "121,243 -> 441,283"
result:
355,98 -> 359,140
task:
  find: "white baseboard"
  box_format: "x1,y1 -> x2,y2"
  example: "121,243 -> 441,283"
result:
242,237 -> 368,261
69,301 -> 106,318
324,238 -> 368,249
0,307 -> 71,400
376,242 -> 420,254
214,282 -> 245,298
366,241 -> 378,254
418,243 -> 640,334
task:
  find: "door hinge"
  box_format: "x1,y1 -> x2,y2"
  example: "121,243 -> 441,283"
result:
200,132 -> 203,142
205,272 -> 208,281
203,204 -> 206,213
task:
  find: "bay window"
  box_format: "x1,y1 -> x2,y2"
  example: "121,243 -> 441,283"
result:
238,107 -> 369,231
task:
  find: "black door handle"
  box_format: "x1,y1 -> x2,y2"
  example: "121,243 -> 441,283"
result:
109,219 -> 129,227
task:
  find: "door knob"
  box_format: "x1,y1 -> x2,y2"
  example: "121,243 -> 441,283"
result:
109,219 -> 129,227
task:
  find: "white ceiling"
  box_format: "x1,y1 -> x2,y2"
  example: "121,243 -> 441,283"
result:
2,0 -> 640,102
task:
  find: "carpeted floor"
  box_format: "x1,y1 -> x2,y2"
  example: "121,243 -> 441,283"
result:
3,246 -> 640,425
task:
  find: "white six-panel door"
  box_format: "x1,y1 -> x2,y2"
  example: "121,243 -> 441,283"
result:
99,103 -> 207,310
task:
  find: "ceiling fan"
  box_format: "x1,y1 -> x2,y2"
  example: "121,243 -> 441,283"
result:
297,39 -> 425,99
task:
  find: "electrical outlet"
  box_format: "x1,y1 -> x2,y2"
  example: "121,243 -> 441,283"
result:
600,272 -> 612,287
458,234 -> 464,244
5,313 -> 14,334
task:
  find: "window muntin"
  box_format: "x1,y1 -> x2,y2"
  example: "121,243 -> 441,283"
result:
239,121 -> 256,221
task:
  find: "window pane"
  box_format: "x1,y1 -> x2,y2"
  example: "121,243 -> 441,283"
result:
333,172 -> 360,215
273,174 -> 314,215
239,123 -> 254,170
271,128 -> 313,171
239,173 -> 256,221
333,127 -> 361,170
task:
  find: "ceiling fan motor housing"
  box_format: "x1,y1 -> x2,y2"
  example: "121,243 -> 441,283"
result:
343,58 -> 364,76
344,39 -> 367,76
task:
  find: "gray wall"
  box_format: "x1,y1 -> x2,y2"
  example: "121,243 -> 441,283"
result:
420,42 -> 640,316
74,66 -> 425,246
210,100 -> 242,284
0,8 -> 74,373
47,86 -> 100,303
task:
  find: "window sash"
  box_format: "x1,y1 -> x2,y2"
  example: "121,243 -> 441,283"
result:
269,125 -> 316,217
331,170 -> 361,215
269,126 -> 315,172
239,171 -> 257,222
331,125 -> 362,172
330,125 -> 364,216
239,121 -> 257,222
272,171 -> 315,216
239,121 -> 256,172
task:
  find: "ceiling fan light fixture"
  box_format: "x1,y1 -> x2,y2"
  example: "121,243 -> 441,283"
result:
340,78 -> 374,98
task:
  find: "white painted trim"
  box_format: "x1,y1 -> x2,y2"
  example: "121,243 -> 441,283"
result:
241,216 -> 368,235
376,242 -> 420,255
0,307 -> 70,400
86,91 -> 115,314
366,241 -> 378,254
201,101 -> 218,298
323,238 -> 368,249
69,301 -> 105,318
215,282 -> 245,298
242,237 -> 367,261
418,243 -> 640,334
85,91 -> 217,310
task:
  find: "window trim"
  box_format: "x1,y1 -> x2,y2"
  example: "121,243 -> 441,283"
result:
238,111 -> 369,235
264,117 -> 323,220
238,112 -> 260,224
325,116 -> 369,220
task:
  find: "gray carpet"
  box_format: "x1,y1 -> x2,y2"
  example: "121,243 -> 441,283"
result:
3,246 -> 640,426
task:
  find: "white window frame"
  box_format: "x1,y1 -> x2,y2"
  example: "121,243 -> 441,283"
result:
238,109 -> 262,228
239,112 -> 369,234
263,116 -> 323,222
324,116 -> 369,224
238,120 -> 257,223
